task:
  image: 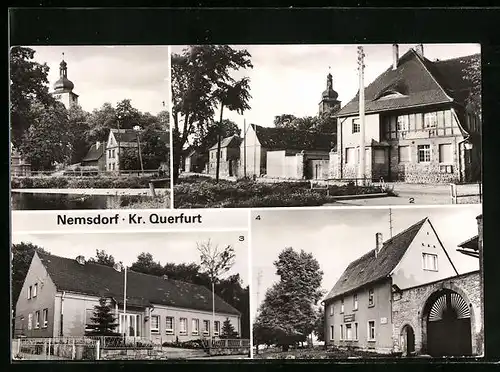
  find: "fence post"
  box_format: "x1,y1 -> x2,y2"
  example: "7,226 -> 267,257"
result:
450,184 -> 457,204
149,182 -> 156,197
48,339 -> 51,359
72,339 -> 76,360
96,340 -> 100,360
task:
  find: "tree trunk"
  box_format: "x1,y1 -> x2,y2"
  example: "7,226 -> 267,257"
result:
172,128 -> 182,184
215,104 -> 224,183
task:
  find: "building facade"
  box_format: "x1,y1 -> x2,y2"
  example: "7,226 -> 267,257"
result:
208,135 -> 242,177
81,141 -> 106,171
14,252 -> 242,342
331,45 -> 481,183
324,216 -> 483,356
51,56 -> 79,110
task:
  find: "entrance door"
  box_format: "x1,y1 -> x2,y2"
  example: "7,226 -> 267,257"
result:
406,326 -> 415,356
119,314 -> 140,337
426,290 -> 472,356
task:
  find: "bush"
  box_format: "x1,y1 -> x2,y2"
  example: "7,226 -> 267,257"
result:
161,339 -> 207,349
11,175 -> 164,189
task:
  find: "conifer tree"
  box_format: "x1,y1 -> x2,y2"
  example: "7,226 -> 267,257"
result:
86,296 -> 119,336
221,318 -> 238,339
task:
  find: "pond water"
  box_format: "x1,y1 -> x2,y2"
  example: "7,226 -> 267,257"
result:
11,192 -> 152,210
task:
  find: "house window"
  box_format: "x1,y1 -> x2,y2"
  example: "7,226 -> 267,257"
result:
345,323 -> 353,340
374,149 -> 386,164
352,118 -> 360,133
33,283 -> 38,298
368,288 -> 374,307
179,318 -> 187,335
42,309 -> 48,328
330,305 -> 334,316
28,286 -> 32,299
35,311 -> 40,329
439,143 -> 453,164
165,317 -> 174,335
330,325 -> 334,341
355,322 -> 359,340
418,145 -> 431,163
424,112 -> 438,128
203,320 -> 210,336
398,146 -> 410,163
423,253 -> 438,271
345,148 -> 355,164
340,299 -> 344,313
340,325 -> 344,340
397,115 -> 409,132
353,294 -> 358,310
368,321 -> 376,341
191,318 -> 199,335
150,315 -> 160,334
214,321 -> 220,336
28,313 -> 33,330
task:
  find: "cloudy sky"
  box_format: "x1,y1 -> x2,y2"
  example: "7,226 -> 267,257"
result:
12,230 -> 249,286
250,205 -> 481,316
172,43 -> 480,131
28,46 -> 170,115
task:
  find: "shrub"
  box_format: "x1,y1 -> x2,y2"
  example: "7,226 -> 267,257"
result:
11,175 -> 163,189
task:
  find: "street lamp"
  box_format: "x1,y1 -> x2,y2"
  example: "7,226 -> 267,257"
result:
117,114 -> 122,175
133,125 -> 144,176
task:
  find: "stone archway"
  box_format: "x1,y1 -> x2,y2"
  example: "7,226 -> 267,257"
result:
400,324 -> 415,357
422,288 -> 473,356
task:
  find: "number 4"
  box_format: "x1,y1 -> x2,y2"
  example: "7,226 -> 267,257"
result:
255,215 -> 261,220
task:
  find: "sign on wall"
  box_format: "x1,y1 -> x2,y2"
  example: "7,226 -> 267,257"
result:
343,314 -> 355,323
380,317 -> 388,324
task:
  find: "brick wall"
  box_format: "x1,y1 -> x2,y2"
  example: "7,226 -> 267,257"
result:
392,271 -> 482,356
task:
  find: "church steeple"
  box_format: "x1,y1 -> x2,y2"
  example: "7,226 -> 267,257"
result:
319,69 -> 341,115
54,52 -> 74,92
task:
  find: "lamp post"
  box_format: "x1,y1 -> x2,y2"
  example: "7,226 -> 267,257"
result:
357,46 -> 366,186
133,125 -> 144,175
117,114 -> 122,175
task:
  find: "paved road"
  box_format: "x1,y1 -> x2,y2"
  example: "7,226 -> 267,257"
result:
326,183 -> 482,207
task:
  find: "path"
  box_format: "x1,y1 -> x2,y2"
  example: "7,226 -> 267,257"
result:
12,188 -> 170,196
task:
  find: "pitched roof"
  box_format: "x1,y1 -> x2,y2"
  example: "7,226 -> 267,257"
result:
82,143 -> 105,162
251,124 -> 335,152
37,252 -> 240,316
457,235 -> 479,251
209,135 -> 242,150
110,129 -> 170,144
324,218 -> 428,301
335,49 -> 479,117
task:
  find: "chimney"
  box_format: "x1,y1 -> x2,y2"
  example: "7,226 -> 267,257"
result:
375,233 -> 383,257
415,44 -> 424,57
392,44 -> 399,70
76,255 -> 86,265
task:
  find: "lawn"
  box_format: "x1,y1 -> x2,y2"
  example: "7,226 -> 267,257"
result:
254,345 -> 396,360
174,175 -> 388,208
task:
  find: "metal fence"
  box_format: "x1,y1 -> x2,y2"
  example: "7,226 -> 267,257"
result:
16,169 -> 167,178
12,337 -> 100,360
86,335 -> 154,349
209,339 -> 250,349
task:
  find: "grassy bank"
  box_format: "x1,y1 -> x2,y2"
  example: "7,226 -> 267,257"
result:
123,194 -> 170,209
11,175 -> 169,189
174,176 -> 386,208
254,346 -> 394,359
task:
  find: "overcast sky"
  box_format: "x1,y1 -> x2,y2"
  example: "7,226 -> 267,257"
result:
28,46 -> 170,115
12,230 -> 249,286
250,205 -> 481,316
172,43 -> 480,132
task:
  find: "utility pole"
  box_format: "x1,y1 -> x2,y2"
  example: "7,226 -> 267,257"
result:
357,46 -> 366,186
243,119 -> 247,178
389,208 -> 393,238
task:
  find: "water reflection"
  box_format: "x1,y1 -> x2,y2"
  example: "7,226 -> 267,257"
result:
11,192 -> 153,210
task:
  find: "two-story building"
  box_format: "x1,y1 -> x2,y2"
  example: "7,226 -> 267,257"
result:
324,216 -> 483,357
208,135 -> 242,177
14,252 -> 242,343
331,44 -> 481,184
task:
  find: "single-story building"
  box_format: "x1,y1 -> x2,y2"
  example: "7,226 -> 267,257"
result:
81,141 -> 106,171
14,252 -> 242,343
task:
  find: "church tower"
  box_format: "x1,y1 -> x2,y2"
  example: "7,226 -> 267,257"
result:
318,72 -> 341,116
51,53 -> 79,109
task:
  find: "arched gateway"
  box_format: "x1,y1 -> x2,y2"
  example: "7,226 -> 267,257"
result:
424,289 -> 472,356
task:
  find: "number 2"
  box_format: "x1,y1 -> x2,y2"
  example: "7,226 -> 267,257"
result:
409,197 -> 415,204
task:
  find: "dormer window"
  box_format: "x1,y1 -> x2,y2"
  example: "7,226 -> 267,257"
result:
376,90 -> 406,100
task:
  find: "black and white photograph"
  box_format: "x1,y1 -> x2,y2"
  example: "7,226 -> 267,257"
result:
11,231 -> 250,360
250,205 -> 483,359
10,46 -> 171,210
171,44 -> 482,209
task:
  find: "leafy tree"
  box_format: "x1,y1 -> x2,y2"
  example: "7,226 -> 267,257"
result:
67,105 -> 91,164
221,318 -> 238,339
88,249 -> 116,267
130,252 -> 164,276
156,110 -> 170,130
313,305 -> 325,342
115,99 -> 141,129
171,45 -> 253,183
10,46 -> 55,148
213,78 -> 251,182
86,102 -> 117,143
11,242 -> 49,308
19,102 -> 71,170
253,247 -> 324,351
85,296 -> 119,336
119,127 -> 169,171
462,54 -> 481,115
274,113 -> 337,134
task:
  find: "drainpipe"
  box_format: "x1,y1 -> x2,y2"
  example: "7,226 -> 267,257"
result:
338,117 -> 348,179
60,291 -> 66,337
451,108 -> 471,183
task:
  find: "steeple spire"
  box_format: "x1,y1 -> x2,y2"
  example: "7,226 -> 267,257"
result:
59,53 -> 68,78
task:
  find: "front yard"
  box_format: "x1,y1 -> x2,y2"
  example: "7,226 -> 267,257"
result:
254,345 -> 395,360
174,176 -> 390,208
